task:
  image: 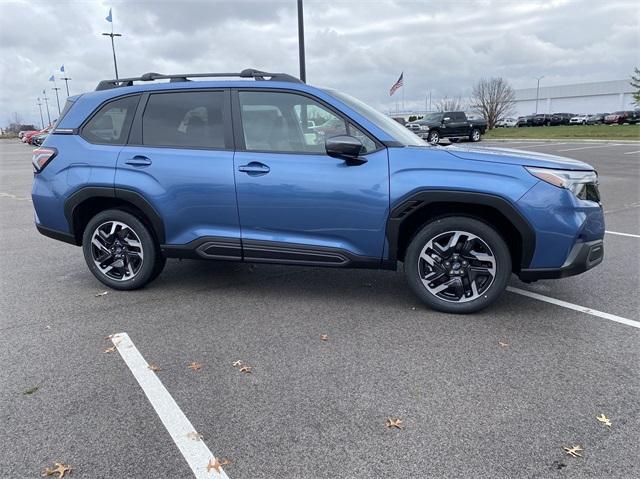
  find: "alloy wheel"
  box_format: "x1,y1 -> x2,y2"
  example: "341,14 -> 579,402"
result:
418,230 -> 496,303
90,221 -> 144,281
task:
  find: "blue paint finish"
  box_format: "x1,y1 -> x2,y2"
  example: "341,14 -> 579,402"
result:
115,146 -> 239,244
233,149 -> 389,258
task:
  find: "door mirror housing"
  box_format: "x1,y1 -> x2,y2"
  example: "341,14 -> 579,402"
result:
443,117 -> 451,123
325,135 -> 367,165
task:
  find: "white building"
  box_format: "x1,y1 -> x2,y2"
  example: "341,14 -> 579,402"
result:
513,79 -> 636,117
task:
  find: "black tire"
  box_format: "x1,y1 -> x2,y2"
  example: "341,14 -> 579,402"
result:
427,130 -> 440,144
404,216 -> 511,314
82,209 -> 165,290
469,128 -> 481,142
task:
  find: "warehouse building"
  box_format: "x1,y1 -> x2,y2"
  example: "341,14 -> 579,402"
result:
513,79 -> 636,116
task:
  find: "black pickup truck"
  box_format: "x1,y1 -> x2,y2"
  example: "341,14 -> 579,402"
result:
406,111 -> 488,144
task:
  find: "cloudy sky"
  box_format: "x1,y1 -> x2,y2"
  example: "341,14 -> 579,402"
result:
1,0 -> 638,126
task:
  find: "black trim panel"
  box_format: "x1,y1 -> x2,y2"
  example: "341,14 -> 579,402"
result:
385,190 -> 536,268
518,239 -> 603,281
35,223 -> 77,245
162,237 -> 241,261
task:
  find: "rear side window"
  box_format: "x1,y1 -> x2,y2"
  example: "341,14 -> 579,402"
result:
142,91 -> 227,149
82,95 -> 139,144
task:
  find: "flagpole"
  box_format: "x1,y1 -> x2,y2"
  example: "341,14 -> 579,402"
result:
36,98 -> 45,129
52,77 -> 61,114
42,91 -> 51,125
103,10 -> 121,80
61,77 -> 72,97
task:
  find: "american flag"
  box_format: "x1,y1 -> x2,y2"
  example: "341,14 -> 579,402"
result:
389,72 -> 404,96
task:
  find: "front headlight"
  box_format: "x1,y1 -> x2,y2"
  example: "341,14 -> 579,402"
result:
419,125 -> 430,131
526,167 -> 600,202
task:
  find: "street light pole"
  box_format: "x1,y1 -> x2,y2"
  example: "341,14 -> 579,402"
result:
102,32 -> 122,79
52,87 -> 61,115
534,75 -> 544,114
61,77 -> 72,96
297,0 -> 306,83
36,98 -> 45,129
42,91 -> 51,125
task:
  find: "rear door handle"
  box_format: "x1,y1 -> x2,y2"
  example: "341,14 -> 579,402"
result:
238,162 -> 270,176
125,155 -> 152,167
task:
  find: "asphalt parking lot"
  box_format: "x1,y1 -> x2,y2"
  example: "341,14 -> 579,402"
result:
1,138 -> 639,478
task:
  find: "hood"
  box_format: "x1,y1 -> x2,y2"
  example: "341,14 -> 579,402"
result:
445,145 -> 594,170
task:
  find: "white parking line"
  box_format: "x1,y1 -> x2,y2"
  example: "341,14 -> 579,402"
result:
507,287 -> 640,329
623,150 -> 640,155
557,144 -> 623,152
111,333 -> 229,479
605,230 -> 640,238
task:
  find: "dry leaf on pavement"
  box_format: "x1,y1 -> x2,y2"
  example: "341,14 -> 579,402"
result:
232,360 -> 243,367
188,361 -> 202,371
386,418 -> 404,429
596,413 -> 612,427
498,340 -> 509,347
563,445 -> 583,457
24,386 -> 39,395
103,346 -> 117,354
239,366 -> 252,373
95,291 -> 108,297
186,431 -> 203,441
147,363 -> 162,372
320,334 -> 328,341
206,457 -> 230,474
41,462 -> 73,478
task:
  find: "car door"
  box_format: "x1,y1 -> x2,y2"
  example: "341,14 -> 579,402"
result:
232,89 -> 389,266
115,89 -> 241,256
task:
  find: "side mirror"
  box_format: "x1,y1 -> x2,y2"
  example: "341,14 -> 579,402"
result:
325,135 -> 367,165
443,117 -> 451,123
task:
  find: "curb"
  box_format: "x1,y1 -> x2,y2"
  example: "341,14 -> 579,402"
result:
484,138 -> 640,144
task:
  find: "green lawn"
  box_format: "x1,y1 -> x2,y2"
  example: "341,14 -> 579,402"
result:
485,124 -> 640,140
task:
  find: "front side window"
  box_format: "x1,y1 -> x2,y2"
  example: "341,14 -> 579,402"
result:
82,95 -> 139,144
239,91 -> 376,154
142,91 -> 227,149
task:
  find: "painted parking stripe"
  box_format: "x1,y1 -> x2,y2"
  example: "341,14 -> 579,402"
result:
557,144 -> 623,152
507,287 -> 640,329
623,150 -> 640,155
111,333 -> 229,479
605,230 -> 640,238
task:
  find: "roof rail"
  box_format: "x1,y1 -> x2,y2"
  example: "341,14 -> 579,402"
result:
95,69 -> 303,91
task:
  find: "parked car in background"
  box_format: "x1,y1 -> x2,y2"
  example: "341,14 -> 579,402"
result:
496,117 -> 517,127
532,114 -> 550,126
569,114 -> 589,125
23,127 -> 51,144
604,111 -> 632,124
406,111 -> 487,143
516,115 -> 533,127
31,68 -> 604,313
586,113 -> 607,125
32,132 -> 49,146
629,110 -> 640,124
391,117 -> 406,126
549,113 -> 574,126
20,130 -> 39,142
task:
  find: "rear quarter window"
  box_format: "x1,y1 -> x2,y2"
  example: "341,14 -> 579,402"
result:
81,95 -> 140,145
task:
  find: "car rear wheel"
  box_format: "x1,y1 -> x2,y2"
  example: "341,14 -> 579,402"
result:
405,217 -> 511,314
82,209 -> 165,290
469,128 -> 481,142
427,130 -> 440,144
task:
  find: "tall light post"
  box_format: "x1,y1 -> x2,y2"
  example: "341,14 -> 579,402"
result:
52,86 -> 61,115
102,32 -> 122,79
36,98 -> 45,129
297,0 -> 306,83
61,77 -> 72,96
42,90 -> 51,125
534,75 -> 544,114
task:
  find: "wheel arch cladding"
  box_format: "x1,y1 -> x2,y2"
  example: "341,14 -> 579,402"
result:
386,190 -> 535,271
64,187 -> 165,245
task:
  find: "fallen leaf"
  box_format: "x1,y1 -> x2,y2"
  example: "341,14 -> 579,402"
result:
41,462 -> 72,477
206,457 -> 230,473
239,366 -> 252,373
24,386 -> 39,395
186,431 -> 203,441
498,340 -> 509,347
147,363 -> 162,372
596,413 -> 612,427
95,291 -> 108,297
188,361 -> 202,371
386,418 -> 404,429
563,445 -> 583,458
103,346 -> 117,354
320,334 -> 328,341
232,360 -> 243,367
45,325 -> 51,330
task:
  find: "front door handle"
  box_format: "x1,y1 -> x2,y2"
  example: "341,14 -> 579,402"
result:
125,155 -> 152,167
238,161 -> 270,176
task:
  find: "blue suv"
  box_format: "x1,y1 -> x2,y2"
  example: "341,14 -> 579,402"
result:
31,69 -> 604,313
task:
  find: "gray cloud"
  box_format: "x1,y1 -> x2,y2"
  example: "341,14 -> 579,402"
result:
1,0 -> 638,126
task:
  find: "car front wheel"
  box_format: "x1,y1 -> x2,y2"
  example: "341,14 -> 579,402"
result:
405,217 -> 511,313
82,209 -> 165,290
427,130 -> 440,144
469,128 -> 481,142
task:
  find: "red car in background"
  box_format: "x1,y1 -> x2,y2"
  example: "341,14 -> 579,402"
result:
22,126 -> 52,144
604,111 -> 633,124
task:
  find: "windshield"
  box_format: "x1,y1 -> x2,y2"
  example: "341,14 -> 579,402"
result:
420,113 -> 443,122
324,89 -> 426,146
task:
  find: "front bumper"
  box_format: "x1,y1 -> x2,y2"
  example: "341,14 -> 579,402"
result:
518,239 -> 603,281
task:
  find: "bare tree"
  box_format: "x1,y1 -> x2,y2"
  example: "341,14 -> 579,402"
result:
434,96 -> 464,112
470,78 -> 516,129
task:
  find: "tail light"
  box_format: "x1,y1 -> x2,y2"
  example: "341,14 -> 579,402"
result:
32,147 -> 57,173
